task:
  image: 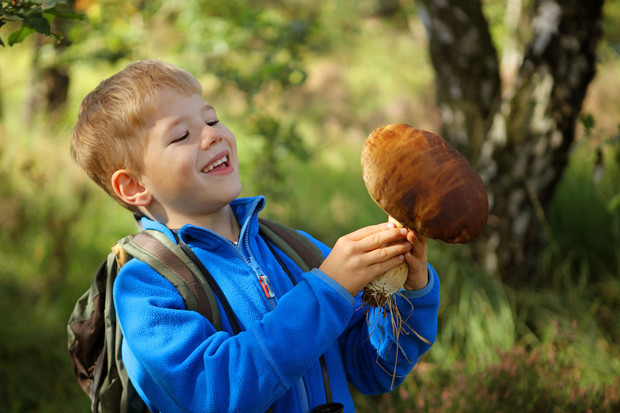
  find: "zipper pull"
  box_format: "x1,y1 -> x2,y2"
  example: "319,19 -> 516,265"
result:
258,275 -> 275,299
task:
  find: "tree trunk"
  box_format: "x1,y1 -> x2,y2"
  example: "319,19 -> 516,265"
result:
415,0 -> 501,164
415,0 -> 604,285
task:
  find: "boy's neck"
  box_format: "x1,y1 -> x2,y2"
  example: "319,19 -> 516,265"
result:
145,204 -> 241,243
202,206 -> 241,243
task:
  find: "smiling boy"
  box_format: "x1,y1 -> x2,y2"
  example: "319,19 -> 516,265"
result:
71,59 -> 440,413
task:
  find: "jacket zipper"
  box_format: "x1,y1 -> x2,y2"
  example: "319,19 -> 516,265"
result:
201,228 -> 310,411
240,234 -> 310,411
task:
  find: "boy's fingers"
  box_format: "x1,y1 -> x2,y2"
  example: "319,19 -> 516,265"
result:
406,229 -> 426,243
348,224 -> 408,252
406,230 -> 427,253
369,254 -> 407,276
366,241 -> 411,265
347,222 -> 395,241
361,227 -> 408,252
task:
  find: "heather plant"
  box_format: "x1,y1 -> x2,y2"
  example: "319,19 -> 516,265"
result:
413,325 -> 619,412
354,321 -> 620,413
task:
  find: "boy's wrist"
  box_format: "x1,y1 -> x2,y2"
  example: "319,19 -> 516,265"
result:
309,269 -> 357,307
402,268 -> 429,291
399,264 -> 436,299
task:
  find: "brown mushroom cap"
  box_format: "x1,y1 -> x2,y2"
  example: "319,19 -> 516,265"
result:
361,124 -> 489,243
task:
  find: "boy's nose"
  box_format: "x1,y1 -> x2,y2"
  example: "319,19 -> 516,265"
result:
200,126 -> 222,150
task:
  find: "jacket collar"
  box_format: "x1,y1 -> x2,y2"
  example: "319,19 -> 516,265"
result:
138,196 -> 266,245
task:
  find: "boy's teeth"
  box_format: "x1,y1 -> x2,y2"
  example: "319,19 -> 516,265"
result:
203,155 -> 228,172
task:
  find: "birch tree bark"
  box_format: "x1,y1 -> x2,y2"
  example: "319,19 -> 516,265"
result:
415,0 -> 604,285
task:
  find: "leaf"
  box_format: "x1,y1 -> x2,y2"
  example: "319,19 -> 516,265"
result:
7,26 -> 36,46
22,14 -> 52,35
44,10 -> 85,20
581,113 -> 596,130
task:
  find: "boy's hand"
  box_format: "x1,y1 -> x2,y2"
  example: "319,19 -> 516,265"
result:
402,229 -> 429,291
319,223 -> 412,296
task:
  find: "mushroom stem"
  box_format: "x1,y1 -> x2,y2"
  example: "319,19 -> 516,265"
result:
387,215 -> 403,229
361,215 -> 409,307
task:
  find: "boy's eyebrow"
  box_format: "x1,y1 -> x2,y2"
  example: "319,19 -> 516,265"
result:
201,103 -> 216,113
161,103 -> 216,134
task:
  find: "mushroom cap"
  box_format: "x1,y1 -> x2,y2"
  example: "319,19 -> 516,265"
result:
361,124 -> 489,243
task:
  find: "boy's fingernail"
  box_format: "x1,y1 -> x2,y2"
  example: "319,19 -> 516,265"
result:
385,222 -> 395,229
400,228 -> 408,235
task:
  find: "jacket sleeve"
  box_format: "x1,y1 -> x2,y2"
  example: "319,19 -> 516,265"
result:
298,231 -> 440,395
114,258 -> 359,413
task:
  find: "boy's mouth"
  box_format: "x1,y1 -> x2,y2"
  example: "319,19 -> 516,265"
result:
201,153 -> 230,173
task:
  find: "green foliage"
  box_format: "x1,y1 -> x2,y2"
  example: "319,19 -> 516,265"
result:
0,0 -> 83,46
545,143 -> 620,285
0,279 -> 89,412
602,0 -> 620,57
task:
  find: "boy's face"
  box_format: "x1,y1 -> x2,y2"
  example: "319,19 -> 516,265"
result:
138,91 -> 242,228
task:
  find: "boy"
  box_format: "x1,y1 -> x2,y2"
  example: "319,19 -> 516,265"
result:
71,59 -> 440,413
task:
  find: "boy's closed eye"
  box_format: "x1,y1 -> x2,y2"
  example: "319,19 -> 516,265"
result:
168,119 -> 219,145
170,131 -> 190,144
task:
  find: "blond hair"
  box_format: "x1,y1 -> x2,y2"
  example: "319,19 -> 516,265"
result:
71,60 -> 202,211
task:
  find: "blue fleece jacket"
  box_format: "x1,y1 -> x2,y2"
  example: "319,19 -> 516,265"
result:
113,196 -> 440,413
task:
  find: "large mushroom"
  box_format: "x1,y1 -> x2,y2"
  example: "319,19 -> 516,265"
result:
361,123 -> 489,307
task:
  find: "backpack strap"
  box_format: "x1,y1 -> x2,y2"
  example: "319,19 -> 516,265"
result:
177,240 -> 244,335
119,231 -> 221,330
258,218 -> 324,271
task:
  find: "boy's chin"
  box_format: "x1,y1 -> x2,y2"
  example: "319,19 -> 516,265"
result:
231,181 -> 243,199
214,184 -> 243,208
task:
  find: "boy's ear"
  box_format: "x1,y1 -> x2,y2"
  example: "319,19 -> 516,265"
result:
111,169 -> 152,207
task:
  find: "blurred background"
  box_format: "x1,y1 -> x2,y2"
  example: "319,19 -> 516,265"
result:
1,0 -> 619,411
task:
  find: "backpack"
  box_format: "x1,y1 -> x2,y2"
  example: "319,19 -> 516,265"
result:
67,218 -> 325,413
